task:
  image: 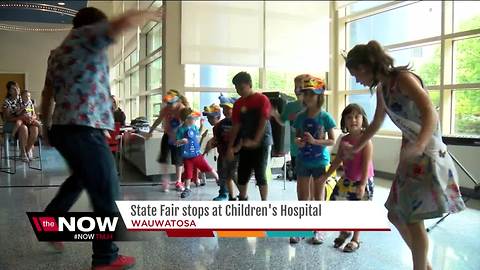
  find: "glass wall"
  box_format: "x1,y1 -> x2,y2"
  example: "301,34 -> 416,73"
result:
110,0 -> 163,124
339,1 -> 480,135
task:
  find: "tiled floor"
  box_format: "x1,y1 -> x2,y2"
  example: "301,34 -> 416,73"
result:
0,147 -> 479,270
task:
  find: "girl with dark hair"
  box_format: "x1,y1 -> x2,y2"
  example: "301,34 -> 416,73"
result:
320,103 -> 374,252
342,40 -> 465,270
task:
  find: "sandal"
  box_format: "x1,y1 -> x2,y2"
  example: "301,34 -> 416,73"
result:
289,237 -> 301,244
333,231 -> 352,248
343,240 -> 360,253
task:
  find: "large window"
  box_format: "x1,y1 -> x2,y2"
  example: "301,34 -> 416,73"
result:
347,94 -> 400,132
185,91 -> 240,129
130,97 -> 139,120
147,93 -> 162,123
131,50 -> 139,67
131,70 -> 139,95
452,90 -> 480,135
146,23 -> 162,54
453,1 -> 480,32
182,1 -> 331,120
347,1 -> 441,48
265,69 -> 327,98
389,44 -> 441,86
184,65 -> 330,104
146,58 -> 162,91
124,99 -> 131,123
144,9 -> 163,124
124,76 -> 131,97
117,80 -> 124,100
108,1 -> 164,125
111,63 -> 121,80
347,1 -> 390,14
185,64 -> 259,89
339,1 -> 480,136
184,64 -> 334,119
110,81 -> 119,97
124,50 -> 138,71
184,65 -> 257,126
265,69 -> 298,96
453,36 -> 480,84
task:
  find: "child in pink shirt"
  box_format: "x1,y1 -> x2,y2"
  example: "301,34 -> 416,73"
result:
320,103 -> 374,253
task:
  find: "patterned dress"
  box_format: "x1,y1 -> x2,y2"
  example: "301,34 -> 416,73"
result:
382,72 -> 465,223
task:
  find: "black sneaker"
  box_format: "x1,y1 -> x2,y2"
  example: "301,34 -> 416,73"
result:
228,195 -> 238,201
181,188 -> 191,198
238,196 -> 248,201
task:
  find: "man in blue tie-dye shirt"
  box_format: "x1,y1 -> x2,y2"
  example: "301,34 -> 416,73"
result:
40,7 -> 163,270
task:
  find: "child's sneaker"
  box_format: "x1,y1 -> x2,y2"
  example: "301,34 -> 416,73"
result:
181,188 -> 191,198
91,255 -> 136,270
200,173 -> 206,186
175,182 -> 185,192
311,231 -> 324,245
213,193 -> 228,201
229,195 -> 238,201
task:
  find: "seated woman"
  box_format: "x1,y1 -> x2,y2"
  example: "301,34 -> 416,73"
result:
2,81 -> 39,161
111,95 -> 126,126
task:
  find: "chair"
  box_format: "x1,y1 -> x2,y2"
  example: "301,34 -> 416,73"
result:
0,112 -> 19,174
0,126 -> 19,174
28,132 -> 43,171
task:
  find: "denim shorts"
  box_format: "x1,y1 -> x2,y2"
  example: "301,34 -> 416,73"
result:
296,158 -> 326,178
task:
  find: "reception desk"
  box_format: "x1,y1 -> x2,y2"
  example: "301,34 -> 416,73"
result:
122,131 -> 217,177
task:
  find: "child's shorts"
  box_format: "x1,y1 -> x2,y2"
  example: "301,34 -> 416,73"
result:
296,158 -> 326,178
218,155 -> 239,183
237,145 -> 271,186
331,178 -> 374,201
158,133 -> 183,166
182,155 -> 213,180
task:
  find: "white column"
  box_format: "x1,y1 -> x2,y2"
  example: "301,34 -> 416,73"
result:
162,0 -> 185,95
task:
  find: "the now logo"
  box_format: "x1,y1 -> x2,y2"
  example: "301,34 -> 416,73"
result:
59,217 -> 118,232
32,216 -> 118,233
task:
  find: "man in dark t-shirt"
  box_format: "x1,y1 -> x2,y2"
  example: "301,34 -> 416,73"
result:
226,72 -> 272,201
